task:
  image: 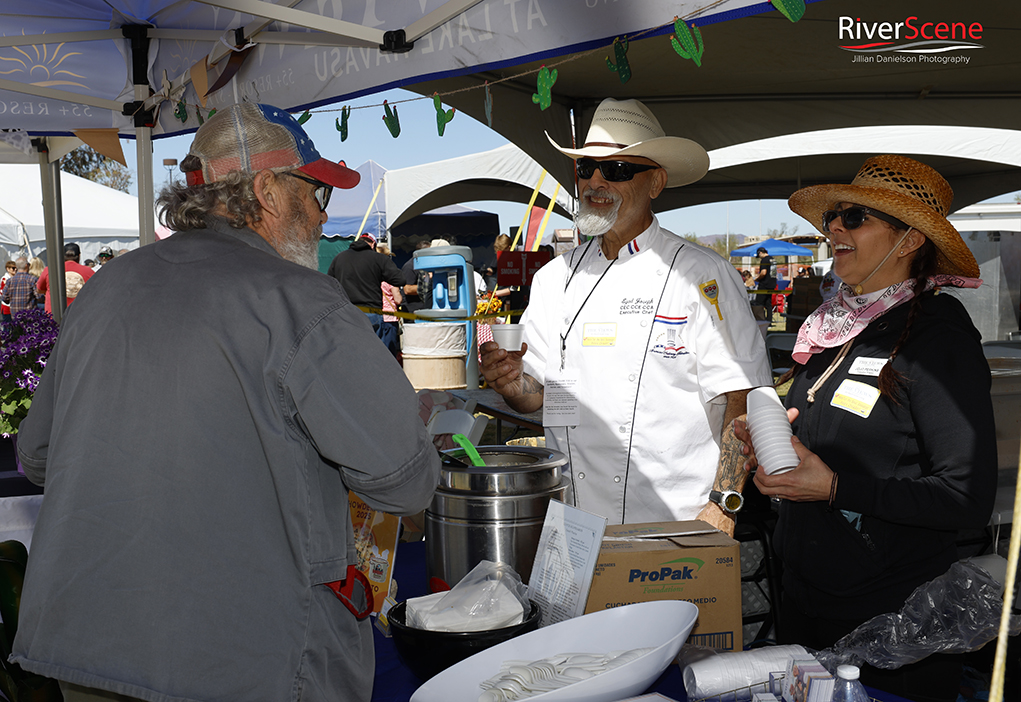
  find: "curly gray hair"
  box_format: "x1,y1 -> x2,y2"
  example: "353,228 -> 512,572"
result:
157,156 -> 264,232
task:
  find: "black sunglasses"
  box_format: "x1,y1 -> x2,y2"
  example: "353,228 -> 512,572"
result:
286,172 -> 333,212
822,206 -> 908,233
575,158 -> 659,182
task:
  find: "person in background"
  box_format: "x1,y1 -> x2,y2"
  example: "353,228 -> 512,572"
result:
736,155 -> 995,702
27,258 -> 45,309
401,240 -> 432,321
36,242 -> 94,314
11,102 -> 439,702
481,233 -> 512,292
481,97 -> 770,534
0,260 -> 15,323
83,259 -> 96,269
94,246 -> 115,271
326,232 -> 406,342
376,242 -> 403,361
2,258 -> 37,316
752,246 -> 776,320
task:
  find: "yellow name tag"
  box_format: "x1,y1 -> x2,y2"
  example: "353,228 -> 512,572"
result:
582,322 -> 617,346
830,379 -> 881,418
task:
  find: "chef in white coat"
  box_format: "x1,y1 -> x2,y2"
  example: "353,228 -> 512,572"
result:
480,98 -> 771,533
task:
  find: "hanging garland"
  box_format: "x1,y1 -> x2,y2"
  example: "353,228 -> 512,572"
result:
169,7 -> 732,135
605,36 -> 632,83
336,105 -> 351,141
382,100 -> 401,138
670,17 -> 704,67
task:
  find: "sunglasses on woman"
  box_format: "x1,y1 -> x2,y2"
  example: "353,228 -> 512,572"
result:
575,158 -> 659,182
822,206 -> 908,233
286,172 -> 333,211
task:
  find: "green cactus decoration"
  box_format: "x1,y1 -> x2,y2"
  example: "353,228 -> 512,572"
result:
196,106 -> 205,126
484,82 -> 493,128
770,0 -> 806,22
336,106 -> 350,142
605,36 -> 632,84
297,110 -> 311,125
174,99 -> 188,123
670,17 -> 704,68
531,65 -> 557,111
382,100 -> 401,138
432,93 -> 455,137
208,108 -> 216,119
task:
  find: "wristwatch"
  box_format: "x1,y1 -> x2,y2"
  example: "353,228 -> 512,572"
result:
709,489 -> 744,514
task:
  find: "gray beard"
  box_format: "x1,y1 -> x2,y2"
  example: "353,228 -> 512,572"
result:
278,190 -> 322,270
575,189 -> 621,238
277,225 -> 322,270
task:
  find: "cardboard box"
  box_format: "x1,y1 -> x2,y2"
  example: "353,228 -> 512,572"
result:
583,521 -> 742,650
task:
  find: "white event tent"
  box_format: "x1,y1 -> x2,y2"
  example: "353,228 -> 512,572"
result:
0,165 -> 139,264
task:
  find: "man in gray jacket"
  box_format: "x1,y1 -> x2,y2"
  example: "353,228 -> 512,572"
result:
12,103 -> 440,702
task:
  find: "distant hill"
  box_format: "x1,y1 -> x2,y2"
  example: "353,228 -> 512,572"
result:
698,233 -> 747,246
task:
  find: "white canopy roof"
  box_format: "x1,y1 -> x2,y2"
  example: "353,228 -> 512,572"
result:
0,165 -> 139,260
383,144 -> 575,228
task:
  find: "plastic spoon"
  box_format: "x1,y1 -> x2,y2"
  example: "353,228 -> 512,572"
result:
452,433 -> 485,466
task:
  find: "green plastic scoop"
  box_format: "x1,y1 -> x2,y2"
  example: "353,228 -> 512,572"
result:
452,434 -> 485,466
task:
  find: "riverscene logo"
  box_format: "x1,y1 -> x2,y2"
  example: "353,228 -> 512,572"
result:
839,15 -> 984,65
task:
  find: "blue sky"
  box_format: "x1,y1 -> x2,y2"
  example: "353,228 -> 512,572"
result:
123,87 -> 1019,245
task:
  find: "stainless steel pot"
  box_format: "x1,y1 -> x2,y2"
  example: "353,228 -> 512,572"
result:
425,445 -> 569,589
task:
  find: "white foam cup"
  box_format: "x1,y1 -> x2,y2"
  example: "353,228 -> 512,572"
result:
746,387 -> 799,475
490,323 -> 524,351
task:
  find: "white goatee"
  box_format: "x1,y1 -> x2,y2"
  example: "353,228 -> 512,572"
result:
575,187 -> 621,238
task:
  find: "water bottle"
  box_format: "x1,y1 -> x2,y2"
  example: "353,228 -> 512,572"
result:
831,664 -> 870,702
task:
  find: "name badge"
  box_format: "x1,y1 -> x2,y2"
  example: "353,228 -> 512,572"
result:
830,379 -> 881,418
543,369 -> 581,427
582,323 -> 617,347
848,356 -> 887,377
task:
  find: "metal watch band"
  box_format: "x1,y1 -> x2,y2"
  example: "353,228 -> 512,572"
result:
709,489 -> 744,514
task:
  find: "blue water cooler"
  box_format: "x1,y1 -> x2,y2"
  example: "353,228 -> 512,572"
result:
413,245 -> 478,389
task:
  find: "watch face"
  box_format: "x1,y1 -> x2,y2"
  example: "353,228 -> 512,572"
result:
722,492 -> 743,512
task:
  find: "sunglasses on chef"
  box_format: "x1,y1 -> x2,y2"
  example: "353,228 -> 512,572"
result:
575,158 -> 661,182
822,206 -> 908,233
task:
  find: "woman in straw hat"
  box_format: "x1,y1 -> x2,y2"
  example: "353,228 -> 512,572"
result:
736,155 -> 996,702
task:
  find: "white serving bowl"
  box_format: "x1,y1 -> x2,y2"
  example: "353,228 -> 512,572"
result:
410,600 -> 698,702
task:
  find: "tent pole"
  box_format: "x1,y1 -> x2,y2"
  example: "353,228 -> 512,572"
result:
37,140 -> 66,323
136,118 -> 155,247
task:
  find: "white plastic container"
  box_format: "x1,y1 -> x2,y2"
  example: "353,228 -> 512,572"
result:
745,387 -> 799,475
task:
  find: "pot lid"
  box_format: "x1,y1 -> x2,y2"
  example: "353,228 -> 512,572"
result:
439,445 -> 567,495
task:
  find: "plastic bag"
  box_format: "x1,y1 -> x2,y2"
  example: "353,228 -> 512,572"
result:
406,560 -> 530,632
817,558 -> 1021,671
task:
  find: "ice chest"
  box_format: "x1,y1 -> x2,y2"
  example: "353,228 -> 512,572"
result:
583,521 -> 742,651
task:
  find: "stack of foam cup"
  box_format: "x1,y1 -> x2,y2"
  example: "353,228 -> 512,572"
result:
490,323 -> 524,351
746,387 -> 799,475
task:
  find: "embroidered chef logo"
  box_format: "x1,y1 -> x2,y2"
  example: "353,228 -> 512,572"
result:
650,314 -> 688,359
699,280 -> 723,320
619,296 -> 653,315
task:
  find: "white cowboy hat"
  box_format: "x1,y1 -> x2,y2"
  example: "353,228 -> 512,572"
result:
546,98 -> 709,188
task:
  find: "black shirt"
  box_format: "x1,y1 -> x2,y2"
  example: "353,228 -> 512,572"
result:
326,240 -> 405,309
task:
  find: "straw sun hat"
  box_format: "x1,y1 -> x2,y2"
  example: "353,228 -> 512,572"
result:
546,98 -> 709,188
788,155 -> 979,278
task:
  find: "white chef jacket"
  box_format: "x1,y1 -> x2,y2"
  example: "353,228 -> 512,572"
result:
521,217 -> 771,524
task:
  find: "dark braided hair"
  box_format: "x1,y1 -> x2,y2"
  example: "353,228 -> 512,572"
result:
876,237 -> 938,401
775,233 -> 940,401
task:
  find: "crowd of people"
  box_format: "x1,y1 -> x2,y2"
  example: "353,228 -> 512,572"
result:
0,243 -> 128,321
1,96 -> 997,702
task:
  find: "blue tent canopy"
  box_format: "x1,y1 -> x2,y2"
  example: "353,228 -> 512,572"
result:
730,238 -> 813,257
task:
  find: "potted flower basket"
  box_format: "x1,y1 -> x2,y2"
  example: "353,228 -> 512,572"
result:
0,310 -> 60,469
